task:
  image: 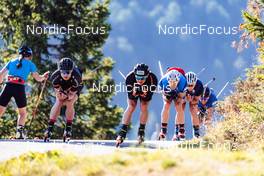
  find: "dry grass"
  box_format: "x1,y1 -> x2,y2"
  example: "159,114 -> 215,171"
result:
206,60 -> 264,150
0,148 -> 264,176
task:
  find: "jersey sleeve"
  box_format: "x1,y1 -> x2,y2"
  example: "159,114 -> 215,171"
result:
146,73 -> 158,97
149,72 -> 158,92
49,70 -> 61,88
30,61 -> 37,73
125,72 -> 135,94
194,80 -> 204,96
70,69 -> 83,92
207,93 -> 218,108
177,75 -> 187,92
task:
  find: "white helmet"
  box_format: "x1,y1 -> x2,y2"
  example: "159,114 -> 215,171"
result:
167,70 -> 180,82
185,71 -> 197,85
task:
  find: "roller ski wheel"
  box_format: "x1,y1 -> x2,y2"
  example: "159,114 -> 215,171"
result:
63,130 -> 71,143
172,133 -> 185,141
16,126 -> 26,140
44,130 -> 52,142
137,135 -> 145,145
116,135 -> 124,148
158,132 -> 166,141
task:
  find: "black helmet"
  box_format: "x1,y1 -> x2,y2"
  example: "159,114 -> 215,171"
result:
134,63 -> 149,76
59,58 -> 74,71
18,45 -> 33,57
202,86 -> 211,98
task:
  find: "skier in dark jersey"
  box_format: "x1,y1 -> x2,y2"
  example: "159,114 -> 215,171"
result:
44,58 -> 83,142
116,63 -> 158,146
183,71 -> 204,138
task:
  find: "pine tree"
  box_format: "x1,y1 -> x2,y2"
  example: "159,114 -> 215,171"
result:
0,0 -> 122,139
239,0 -> 264,63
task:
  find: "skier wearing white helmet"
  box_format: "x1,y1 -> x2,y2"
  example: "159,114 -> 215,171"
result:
158,69 -> 187,141
184,71 -> 204,138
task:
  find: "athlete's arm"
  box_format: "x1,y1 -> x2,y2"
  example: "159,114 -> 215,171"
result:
32,71 -> 49,82
0,67 -> 8,83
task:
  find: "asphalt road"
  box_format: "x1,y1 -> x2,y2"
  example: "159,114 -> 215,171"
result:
0,139 -> 182,161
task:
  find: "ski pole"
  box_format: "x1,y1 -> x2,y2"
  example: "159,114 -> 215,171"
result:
118,70 -> 126,80
197,67 -> 206,76
217,81 -> 229,98
28,78 -> 48,127
82,65 -> 103,81
205,77 -> 216,86
158,60 -> 164,77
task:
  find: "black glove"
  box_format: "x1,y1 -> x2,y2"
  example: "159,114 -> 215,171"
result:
199,106 -> 207,113
134,83 -> 143,95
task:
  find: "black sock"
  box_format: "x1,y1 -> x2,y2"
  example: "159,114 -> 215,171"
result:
193,125 -> 200,135
161,123 -> 168,134
66,121 -> 72,131
176,124 -> 185,134
138,124 -> 146,136
119,124 -> 128,138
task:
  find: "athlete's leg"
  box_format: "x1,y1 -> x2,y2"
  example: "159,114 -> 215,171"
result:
205,107 -> 213,126
64,94 -> 78,123
175,97 -> 185,125
0,106 -> 6,118
139,100 -> 149,124
160,96 -> 172,138
122,98 -> 137,125
174,96 -> 185,139
0,84 -> 13,118
190,96 -> 200,126
17,107 -> 27,126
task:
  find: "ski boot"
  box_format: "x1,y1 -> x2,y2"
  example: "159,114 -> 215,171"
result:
137,129 -> 145,145
63,126 -> 72,142
172,128 -> 185,141
16,125 -> 26,139
44,129 -> 52,142
116,129 -> 127,148
158,131 -> 166,141
193,126 -> 200,139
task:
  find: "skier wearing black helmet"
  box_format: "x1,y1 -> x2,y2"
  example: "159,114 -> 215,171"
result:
116,63 -> 158,146
198,86 -> 217,126
44,58 -> 83,142
0,45 -> 49,139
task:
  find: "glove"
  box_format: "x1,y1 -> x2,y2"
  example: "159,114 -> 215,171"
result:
134,83 -> 143,95
199,106 -> 207,113
197,110 -> 207,121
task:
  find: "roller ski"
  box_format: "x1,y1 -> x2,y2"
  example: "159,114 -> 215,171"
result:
44,124 -> 54,142
15,125 -> 26,139
193,126 -> 200,139
137,128 -> 145,145
115,135 -> 125,148
116,127 -> 127,148
63,126 -> 72,142
44,129 -> 52,142
158,131 -> 166,141
172,127 -> 185,141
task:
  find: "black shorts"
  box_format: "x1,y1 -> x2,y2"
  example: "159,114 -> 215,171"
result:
128,93 -> 153,102
0,83 -> 27,108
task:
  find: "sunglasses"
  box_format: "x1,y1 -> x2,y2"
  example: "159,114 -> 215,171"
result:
187,84 -> 195,87
201,97 -> 209,101
60,70 -> 72,75
135,75 -> 147,81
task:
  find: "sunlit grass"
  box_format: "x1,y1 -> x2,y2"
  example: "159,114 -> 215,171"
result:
1,148 -> 264,176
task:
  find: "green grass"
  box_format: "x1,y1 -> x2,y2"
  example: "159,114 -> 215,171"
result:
1,148 -> 264,176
